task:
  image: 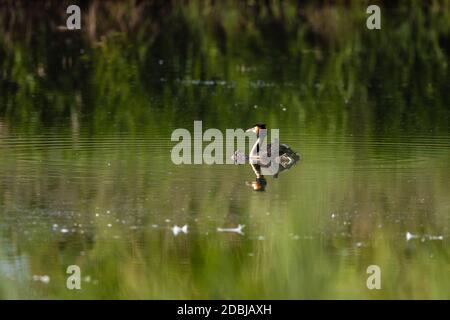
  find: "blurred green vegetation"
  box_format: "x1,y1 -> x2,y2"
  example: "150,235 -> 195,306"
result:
0,0 -> 449,134
0,1 -> 449,300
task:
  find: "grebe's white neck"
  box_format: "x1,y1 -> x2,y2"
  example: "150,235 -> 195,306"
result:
249,129 -> 267,159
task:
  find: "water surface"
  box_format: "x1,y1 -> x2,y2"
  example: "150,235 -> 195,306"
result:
0,1 -> 449,299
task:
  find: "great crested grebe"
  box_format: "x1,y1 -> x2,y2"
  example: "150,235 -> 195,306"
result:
246,123 -> 300,169
232,123 -> 301,190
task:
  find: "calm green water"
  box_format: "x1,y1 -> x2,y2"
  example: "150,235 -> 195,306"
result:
0,1 -> 450,299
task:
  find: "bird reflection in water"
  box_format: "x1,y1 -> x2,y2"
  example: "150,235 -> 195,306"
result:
247,163 -> 268,191
232,124 -> 301,191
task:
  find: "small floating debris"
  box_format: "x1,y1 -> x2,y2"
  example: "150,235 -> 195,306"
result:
428,235 -> 444,240
406,231 -> 443,242
406,232 -> 415,241
60,228 -> 69,233
33,275 -> 50,284
172,225 -> 188,236
217,224 -> 245,235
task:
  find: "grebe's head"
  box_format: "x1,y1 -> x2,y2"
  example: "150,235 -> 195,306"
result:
246,123 -> 267,135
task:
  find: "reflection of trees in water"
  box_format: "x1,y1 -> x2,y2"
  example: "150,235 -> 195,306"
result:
0,0 -> 449,134
0,119 -> 8,136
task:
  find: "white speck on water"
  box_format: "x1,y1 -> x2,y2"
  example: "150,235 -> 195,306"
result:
258,236 -> 265,241
95,213 -> 99,217
165,219 -> 171,223
107,223 -> 112,228
253,105 -> 258,109
406,231 -> 443,242
106,210 -> 111,214
406,232 -> 414,241
172,224 -> 188,236
217,224 -> 245,235
60,228 -> 69,233
151,224 -> 158,228
33,275 -> 50,284
158,59 -> 164,65
331,213 -> 336,219
282,107 -> 287,111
